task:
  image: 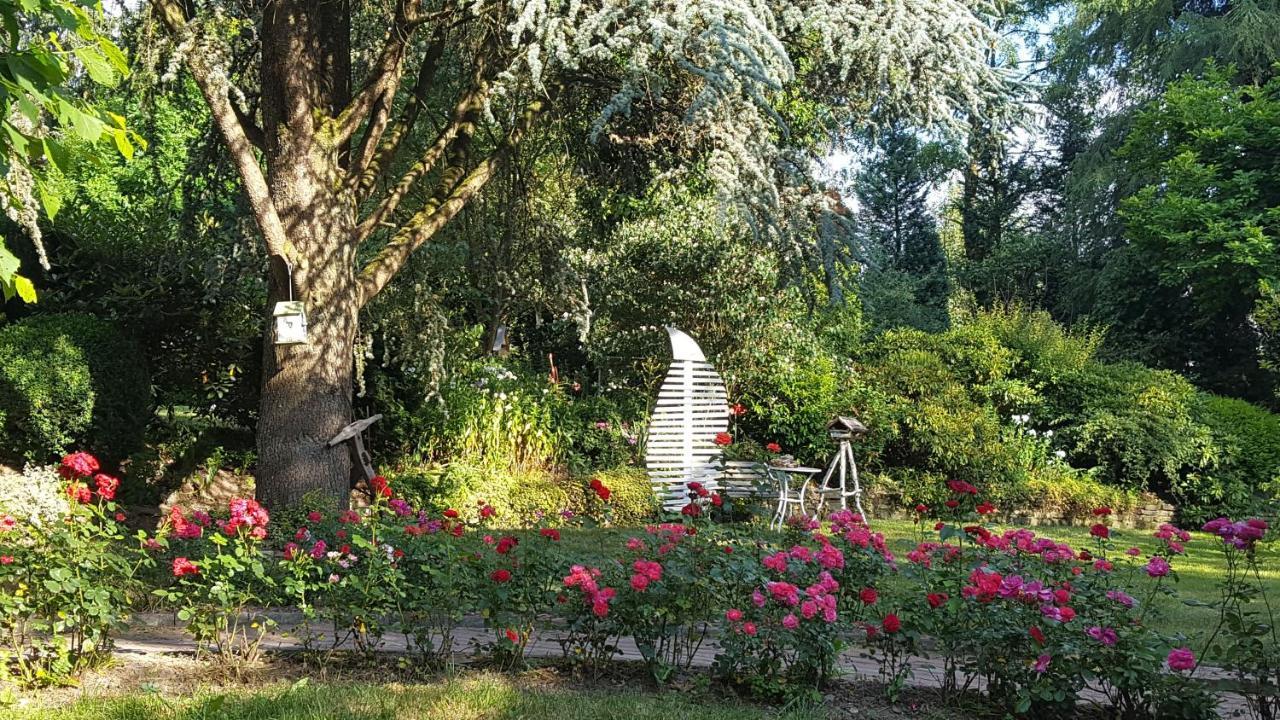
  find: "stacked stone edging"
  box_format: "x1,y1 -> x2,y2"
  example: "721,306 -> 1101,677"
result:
865,489 -> 1177,529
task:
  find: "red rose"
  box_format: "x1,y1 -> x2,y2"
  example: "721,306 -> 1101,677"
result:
505,628 -> 519,643
1030,626 -> 1046,645
393,548 -> 405,559
479,504 -> 495,519
882,613 -> 901,633
713,432 -> 732,447
976,501 -> 995,515
681,503 -> 702,518
93,474 -> 120,501
1092,506 -> 1112,517
369,475 -> 392,498
58,452 -> 99,479
114,512 -> 127,522
590,478 -> 612,501
307,511 -> 323,523
491,569 -> 511,583
730,403 -> 746,417
1089,523 -> 1110,539
711,492 -> 723,507
0,555 -> 12,565
860,587 -> 878,605
443,508 -> 459,519
171,557 -> 199,577
766,442 -> 782,453
945,500 -> 959,509
66,482 -> 92,504
540,528 -> 561,541
914,504 -> 928,514
927,593 -> 948,609
496,536 -> 519,554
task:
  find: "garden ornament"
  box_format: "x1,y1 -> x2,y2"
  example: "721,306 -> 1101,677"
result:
645,327 -> 730,510
328,414 -> 382,489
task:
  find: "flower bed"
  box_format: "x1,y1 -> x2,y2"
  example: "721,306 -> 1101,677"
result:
2,452 -> 1275,718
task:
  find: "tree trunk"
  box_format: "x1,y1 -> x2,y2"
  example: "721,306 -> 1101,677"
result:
256,261 -> 358,508
254,0 -> 357,509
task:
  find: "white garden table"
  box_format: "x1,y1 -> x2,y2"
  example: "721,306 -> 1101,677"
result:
766,465 -> 822,530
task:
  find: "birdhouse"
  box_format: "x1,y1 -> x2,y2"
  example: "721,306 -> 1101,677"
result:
273,300 -> 308,345
827,415 -> 868,440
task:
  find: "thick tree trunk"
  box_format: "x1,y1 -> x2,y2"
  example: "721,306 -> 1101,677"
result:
257,261 -> 358,508
254,0 -> 357,509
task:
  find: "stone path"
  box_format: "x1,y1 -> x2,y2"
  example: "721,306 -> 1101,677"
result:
114,612 -> 1251,717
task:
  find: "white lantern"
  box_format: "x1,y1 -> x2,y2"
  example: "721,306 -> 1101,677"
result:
273,300 -> 308,345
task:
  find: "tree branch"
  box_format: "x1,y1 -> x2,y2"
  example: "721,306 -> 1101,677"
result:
348,27 -> 448,196
153,0 -> 294,265
233,102 -> 266,151
353,69 -> 490,245
328,0 -> 430,148
356,97 -> 548,306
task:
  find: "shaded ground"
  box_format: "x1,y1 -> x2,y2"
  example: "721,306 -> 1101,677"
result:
0,651 -> 1054,720
1,611 -> 1250,718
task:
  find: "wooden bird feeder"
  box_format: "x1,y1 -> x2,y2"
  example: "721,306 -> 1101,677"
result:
273,300 -> 308,345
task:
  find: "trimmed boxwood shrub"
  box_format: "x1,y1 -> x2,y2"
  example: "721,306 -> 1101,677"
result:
0,313 -> 151,463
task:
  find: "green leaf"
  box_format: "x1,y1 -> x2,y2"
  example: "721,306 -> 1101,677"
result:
98,38 -> 128,76
42,137 -> 69,172
73,46 -> 116,86
13,275 -> 35,302
36,179 -> 61,220
110,128 -> 133,160
0,244 -> 19,280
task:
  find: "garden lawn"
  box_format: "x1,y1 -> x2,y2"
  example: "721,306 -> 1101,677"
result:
7,674 -> 822,720
526,518 -> 1280,640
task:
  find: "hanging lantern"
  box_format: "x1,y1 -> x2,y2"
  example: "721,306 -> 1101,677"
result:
273,300 -> 308,345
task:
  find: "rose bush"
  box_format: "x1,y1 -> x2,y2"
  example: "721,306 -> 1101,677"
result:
714,510 -> 892,701
0,453 -> 151,687
152,496 -> 278,669
4,461 -> 1271,719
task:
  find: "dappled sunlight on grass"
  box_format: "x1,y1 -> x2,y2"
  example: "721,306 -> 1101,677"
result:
9,674 -> 824,720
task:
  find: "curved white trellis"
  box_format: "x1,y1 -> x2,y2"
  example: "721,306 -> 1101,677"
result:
645,327 -> 731,510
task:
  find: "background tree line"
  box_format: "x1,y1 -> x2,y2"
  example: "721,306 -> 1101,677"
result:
0,0 -> 1276,521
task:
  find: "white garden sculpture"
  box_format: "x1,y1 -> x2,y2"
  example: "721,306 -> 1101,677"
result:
645,327 -> 730,510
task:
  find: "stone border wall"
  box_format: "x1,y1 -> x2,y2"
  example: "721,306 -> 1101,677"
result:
864,489 -> 1176,529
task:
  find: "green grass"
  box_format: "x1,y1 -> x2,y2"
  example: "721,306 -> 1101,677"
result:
6,674 -> 822,720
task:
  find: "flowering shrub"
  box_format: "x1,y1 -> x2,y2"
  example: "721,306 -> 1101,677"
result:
153,497 -> 277,669
0,453 -> 150,686
611,522 -> 737,683
0,464 -> 69,526
2,458 -> 1271,717
715,511 -> 892,700
1197,517 -> 1277,720
474,523 -> 568,668
554,563 -> 620,672
899,488 -> 1216,717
